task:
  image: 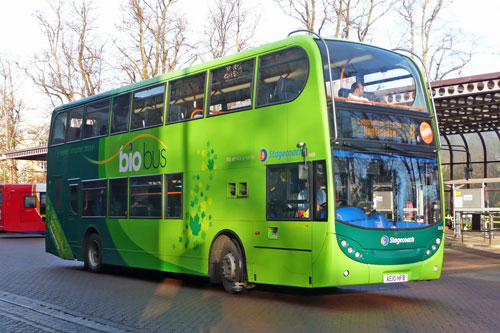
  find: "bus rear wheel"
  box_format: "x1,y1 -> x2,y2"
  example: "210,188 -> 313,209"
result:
84,233 -> 103,273
220,239 -> 246,294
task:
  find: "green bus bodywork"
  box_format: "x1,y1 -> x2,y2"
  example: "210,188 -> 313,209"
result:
46,35 -> 444,290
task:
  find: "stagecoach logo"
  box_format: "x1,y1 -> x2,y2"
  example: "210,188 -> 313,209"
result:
381,235 -> 415,246
259,149 -> 268,162
84,134 -> 167,173
259,147 -> 302,162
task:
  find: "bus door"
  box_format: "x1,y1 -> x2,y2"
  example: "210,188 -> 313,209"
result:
66,180 -> 81,246
257,162 -> 322,286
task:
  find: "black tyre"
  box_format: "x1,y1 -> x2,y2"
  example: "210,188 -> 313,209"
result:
84,233 -> 104,273
220,238 -> 246,293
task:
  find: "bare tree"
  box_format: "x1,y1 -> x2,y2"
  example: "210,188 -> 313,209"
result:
115,0 -> 195,83
273,0 -> 329,34
0,59 -> 23,183
274,0 -> 391,42
23,0 -> 105,107
204,0 -> 260,59
396,0 -> 475,80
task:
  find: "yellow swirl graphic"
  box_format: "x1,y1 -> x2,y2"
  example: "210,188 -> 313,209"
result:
84,134 -> 167,165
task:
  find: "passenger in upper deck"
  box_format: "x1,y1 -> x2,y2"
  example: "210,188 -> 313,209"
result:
348,82 -> 369,102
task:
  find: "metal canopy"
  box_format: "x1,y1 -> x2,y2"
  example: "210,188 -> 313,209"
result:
431,72 -> 500,135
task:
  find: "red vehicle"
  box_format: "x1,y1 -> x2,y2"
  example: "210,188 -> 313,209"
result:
0,184 -> 46,234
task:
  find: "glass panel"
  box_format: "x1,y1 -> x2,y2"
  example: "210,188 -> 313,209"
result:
50,112 -> 67,145
442,164 -> 451,181
314,161 -> 328,220
208,59 -> 254,115
317,40 -> 428,112
482,131 -> 500,161
165,173 -> 183,218
111,93 -> 131,134
486,177 -> 500,208
167,73 -> 206,122
130,175 -> 162,218
452,163 -> 466,181
487,162 -> 500,178
463,133 -> 484,163
40,193 -> 46,215
446,134 -> 466,163
470,163 -> 484,179
83,99 -> 110,139
440,137 -> 450,164
24,196 -> 36,209
67,107 -> 84,142
256,47 -> 309,106
334,150 -> 441,229
82,180 -> 107,217
69,184 -> 78,214
109,178 -> 128,218
268,164 -> 310,219
131,84 -> 165,130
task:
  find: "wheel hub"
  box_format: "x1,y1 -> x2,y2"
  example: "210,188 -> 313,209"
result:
88,241 -> 100,268
221,252 -> 236,281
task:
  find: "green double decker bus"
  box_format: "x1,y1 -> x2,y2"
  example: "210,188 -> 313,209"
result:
46,33 -> 444,293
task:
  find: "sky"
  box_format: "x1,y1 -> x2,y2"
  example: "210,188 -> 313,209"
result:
1,0 -> 499,125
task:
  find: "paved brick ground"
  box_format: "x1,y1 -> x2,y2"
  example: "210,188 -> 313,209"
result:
1,234 -> 499,332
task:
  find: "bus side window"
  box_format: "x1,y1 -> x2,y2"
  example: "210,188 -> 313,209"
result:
313,161 -> 328,221
40,193 -> 47,217
165,173 -> 183,218
50,112 -> 67,145
167,72 -> 206,123
69,184 -> 79,214
208,59 -> 255,115
82,180 -> 107,217
131,84 -> 165,130
111,93 -> 131,134
267,163 -> 311,220
256,47 -> 309,107
67,107 -> 84,142
24,196 -> 37,209
83,98 -> 110,139
109,178 -> 128,218
130,175 -> 162,218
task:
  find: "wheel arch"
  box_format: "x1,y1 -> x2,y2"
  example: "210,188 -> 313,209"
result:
208,229 -> 247,283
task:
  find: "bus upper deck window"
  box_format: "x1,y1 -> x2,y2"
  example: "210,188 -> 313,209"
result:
50,111 -> 67,145
111,93 -> 131,134
167,72 -> 207,123
67,107 -> 84,142
83,98 -> 110,139
131,84 -> 165,130
208,59 -> 255,115
256,47 -> 309,107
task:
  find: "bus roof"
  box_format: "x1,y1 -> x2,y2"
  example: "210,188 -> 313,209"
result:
52,34 -> 323,113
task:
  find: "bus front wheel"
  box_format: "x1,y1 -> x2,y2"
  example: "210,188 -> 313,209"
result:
220,238 -> 245,293
84,233 -> 103,273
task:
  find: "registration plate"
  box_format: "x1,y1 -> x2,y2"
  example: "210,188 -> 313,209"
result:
384,274 -> 408,283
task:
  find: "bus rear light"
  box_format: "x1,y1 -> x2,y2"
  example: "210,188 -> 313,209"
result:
431,245 -> 437,251
435,238 -> 441,245
355,252 -> 360,258
347,247 -> 353,254
426,249 -> 431,255
341,240 -> 347,248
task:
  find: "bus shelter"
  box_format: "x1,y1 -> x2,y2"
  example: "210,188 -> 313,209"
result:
444,178 -> 500,244
432,72 -> 500,237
